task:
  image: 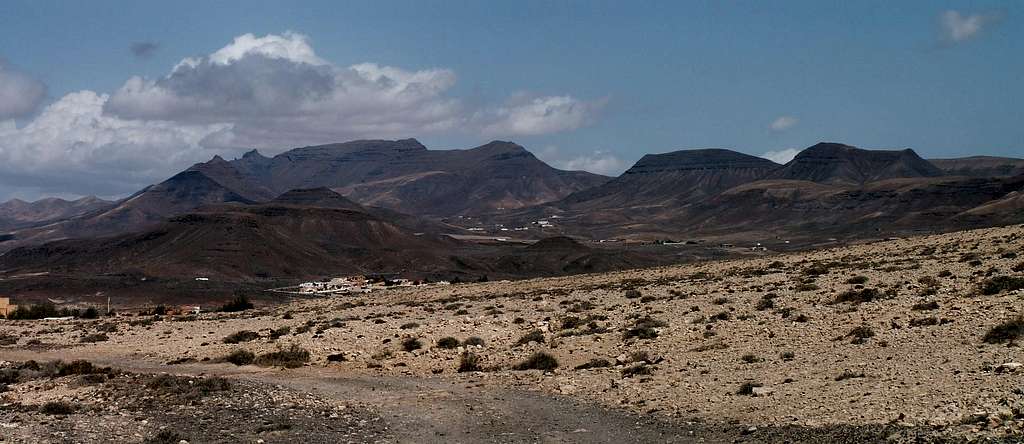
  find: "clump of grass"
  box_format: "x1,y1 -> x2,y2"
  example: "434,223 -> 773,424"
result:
269,326 -> 291,340
624,289 -> 642,299
254,344 -> 310,368
515,329 -> 545,346
222,349 -> 255,366
39,401 -> 76,415
982,317 -> 1024,344
463,336 -> 485,347
623,316 -> 668,340
755,293 -> 777,311
574,358 -> 612,370
736,382 -> 763,396
780,351 -> 795,361
144,430 -> 186,444
400,322 -> 420,330
978,276 -> 1024,296
457,352 -> 481,372
795,282 -> 820,292
740,353 -> 761,364
79,333 -> 108,343
436,337 -> 460,349
834,288 -> 881,304
401,337 -> 423,352
911,300 -> 940,311
223,330 -> 259,344
846,275 -> 869,285
843,325 -> 875,344
834,369 -> 866,381
513,352 -> 559,371
621,363 -> 652,378
712,297 -> 730,305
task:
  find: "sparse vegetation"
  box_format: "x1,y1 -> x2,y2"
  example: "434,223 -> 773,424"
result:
982,317 -> 1024,344
254,344 -> 310,368
623,316 -> 667,339
834,288 -> 881,304
223,330 -> 260,344
574,358 -> 612,370
736,382 -> 763,396
846,275 -> 869,285
978,276 -> 1024,296
513,352 -> 559,371
516,329 -> 546,346
463,336 -> 485,347
401,337 -> 423,352
457,352 -> 481,372
436,337 -> 460,349
835,369 -> 866,381
223,349 -> 255,366
219,295 -> 254,312
39,400 -> 76,415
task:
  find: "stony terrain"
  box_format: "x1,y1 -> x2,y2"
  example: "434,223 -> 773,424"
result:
4,224 -> 1024,442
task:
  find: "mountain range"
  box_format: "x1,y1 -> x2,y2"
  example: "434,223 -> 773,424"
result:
1,138 -> 1023,297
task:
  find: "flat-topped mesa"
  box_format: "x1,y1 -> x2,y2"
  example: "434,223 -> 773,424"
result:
624,149 -> 780,175
560,149 -> 779,207
772,142 -> 944,185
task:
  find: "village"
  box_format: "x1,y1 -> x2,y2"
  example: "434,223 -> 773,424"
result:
270,275 -> 449,296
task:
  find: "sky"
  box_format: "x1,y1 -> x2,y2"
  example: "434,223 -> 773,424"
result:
0,0 -> 1021,201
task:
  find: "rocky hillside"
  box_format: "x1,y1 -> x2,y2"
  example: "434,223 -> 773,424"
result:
769,142 -> 944,185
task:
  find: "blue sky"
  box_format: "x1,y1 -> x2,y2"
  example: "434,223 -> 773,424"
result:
0,1 -> 1021,200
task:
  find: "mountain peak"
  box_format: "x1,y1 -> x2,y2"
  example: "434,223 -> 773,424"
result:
241,149 -> 266,160
773,143 -> 942,184
627,148 -> 779,175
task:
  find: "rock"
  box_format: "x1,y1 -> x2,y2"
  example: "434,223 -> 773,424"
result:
996,362 -> 1023,373
751,387 -> 774,397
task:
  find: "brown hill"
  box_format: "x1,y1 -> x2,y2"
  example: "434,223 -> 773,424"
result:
0,171 -> 254,250
770,142 -> 944,185
930,156 -> 1024,178
192,139 -> 609,216
559,149 -> 780,209
0,199 -> 461,281
0,196 -> 113,231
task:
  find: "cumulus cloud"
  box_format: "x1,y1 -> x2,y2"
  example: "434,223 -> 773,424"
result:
769,115 -> 798,131
0,91 -> 227,199
104,32 -> 597,150
479,94 -> 606,137
0,59 -> 47,120
760,148 -> 800,165
536,146 -> 626,176
130,42 -> 159,59
940,10 -> 1000,44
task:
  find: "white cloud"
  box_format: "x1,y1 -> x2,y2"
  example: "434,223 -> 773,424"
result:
769,115 -> 798,131
105,32 -> 599,150
941,10 -> 998,44
0,59 -> 47,120
536,145 -> 625,176
760,148 -> 800,165
0,91 -> 226,199
479,94 -> 606,137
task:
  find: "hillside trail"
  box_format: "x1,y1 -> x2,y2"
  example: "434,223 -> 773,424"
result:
3,348 -> 739,443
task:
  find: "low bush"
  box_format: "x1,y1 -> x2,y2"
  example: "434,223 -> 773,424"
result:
436,337 -> 460,349
515,330 -> 545,346
254,344 -> 310,368
223,330 -> 259,344
834,288 -> 881,304
513,352 -> 559,371
982,317 -> 1024,344
978,276 -> 1024,296
623,316 -> 668,340
574,358 -> 612,370
457,352 -> 481,372
463,336 -> 486,347
39,400 -> 76,415
223,349 -> 255,366
846,276 -> 869,285
401,337 -> 423,352
736,382 -> 763,396
219,295 -> 253,312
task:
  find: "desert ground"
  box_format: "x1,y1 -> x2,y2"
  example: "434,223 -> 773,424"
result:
3,224 -> 1024,443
